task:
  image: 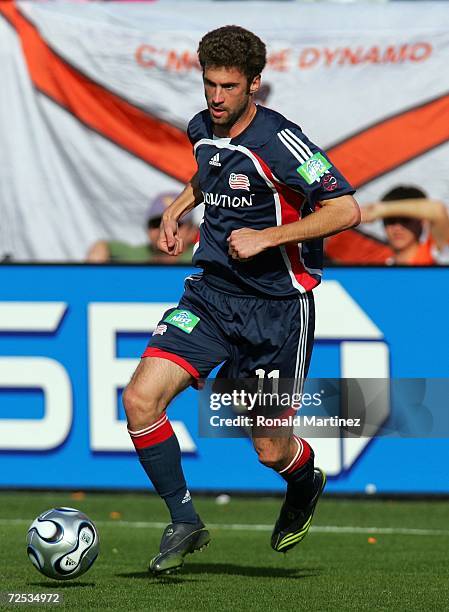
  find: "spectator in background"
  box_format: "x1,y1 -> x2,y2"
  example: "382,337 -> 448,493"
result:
361,186 -> 449,265
87,192 -> 198,264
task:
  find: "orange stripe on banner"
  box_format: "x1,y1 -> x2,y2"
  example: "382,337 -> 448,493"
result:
0,0 -> 196,183
325,230 -> 393,264
327,92 -> 449,188
325,92 -> 449,263
2,0 -> 449,262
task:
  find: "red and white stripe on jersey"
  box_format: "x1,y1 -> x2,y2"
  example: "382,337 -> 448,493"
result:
128,412 -> 174,448
249,149 -> 320,292
192,220 -> 202,255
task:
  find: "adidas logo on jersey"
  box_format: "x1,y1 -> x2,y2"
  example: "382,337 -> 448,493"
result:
209,153 -> 221,167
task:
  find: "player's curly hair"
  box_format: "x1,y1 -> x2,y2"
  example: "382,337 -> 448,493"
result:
198,26 -> 266,84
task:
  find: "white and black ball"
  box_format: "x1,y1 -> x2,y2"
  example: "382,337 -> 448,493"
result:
26,507 -> 99,580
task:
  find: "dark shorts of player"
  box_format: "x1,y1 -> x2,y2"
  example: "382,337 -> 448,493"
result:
143,275 -> 315,425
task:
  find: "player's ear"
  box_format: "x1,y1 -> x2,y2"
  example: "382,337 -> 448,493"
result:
249,74 -> 261,95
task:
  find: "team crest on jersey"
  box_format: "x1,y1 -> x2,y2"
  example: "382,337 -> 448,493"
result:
229,173 -> 250,191
322,174 -> 339,191
296,152 -> 332,185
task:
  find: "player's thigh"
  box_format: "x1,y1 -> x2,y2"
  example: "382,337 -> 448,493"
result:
144,278 -> 231,380
229,292 -> 315,384
236,293 -> 314,442
128,356 -> 192,401
124,357 -> 192,427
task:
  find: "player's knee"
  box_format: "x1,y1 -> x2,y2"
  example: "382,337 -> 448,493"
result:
122,383 -> 165,428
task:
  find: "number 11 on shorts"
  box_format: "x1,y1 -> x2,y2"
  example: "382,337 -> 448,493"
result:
255,368 -> 280,394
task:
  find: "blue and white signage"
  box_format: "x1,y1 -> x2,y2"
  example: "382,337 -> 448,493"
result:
0,265 -> 448,493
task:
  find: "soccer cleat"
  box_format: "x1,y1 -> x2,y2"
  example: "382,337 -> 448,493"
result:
149,517 -> 211,575
271,467 -> 326,553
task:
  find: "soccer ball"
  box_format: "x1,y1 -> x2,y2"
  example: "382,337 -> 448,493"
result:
26,507 -> 99,580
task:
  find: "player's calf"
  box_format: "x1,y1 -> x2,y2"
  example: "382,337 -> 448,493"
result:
253,436 -> 297,471
124,357 -> 203,569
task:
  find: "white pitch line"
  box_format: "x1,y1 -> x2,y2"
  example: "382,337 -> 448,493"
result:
1,518 -> 449,537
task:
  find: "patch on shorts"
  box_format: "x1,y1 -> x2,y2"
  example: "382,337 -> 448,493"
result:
164,309 -> 200,334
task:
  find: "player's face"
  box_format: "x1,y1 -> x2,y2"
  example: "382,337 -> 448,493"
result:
203,66 -> 259,130
384,218 -> 421,252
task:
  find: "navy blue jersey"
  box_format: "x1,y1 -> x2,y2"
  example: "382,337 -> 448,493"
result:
188,106 -> 354,296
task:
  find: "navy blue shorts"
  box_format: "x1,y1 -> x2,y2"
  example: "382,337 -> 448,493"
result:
144,275 -> 315,392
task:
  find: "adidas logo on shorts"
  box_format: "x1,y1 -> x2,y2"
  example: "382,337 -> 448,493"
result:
209,153 -> 221,167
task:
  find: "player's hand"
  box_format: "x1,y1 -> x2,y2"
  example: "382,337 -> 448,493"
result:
227,228 -> 270,261
158,216 -> 184,256
360,203 -> 385,224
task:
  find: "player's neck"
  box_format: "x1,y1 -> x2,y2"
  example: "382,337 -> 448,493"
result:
213,103 -> 257,139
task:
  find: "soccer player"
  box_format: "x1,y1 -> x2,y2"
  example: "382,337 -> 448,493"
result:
123,25 -> 360,575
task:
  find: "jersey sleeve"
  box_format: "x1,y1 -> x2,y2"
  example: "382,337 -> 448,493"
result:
270,124 -> 355,204
187,117 -> 197,147
187,111 -> 209,147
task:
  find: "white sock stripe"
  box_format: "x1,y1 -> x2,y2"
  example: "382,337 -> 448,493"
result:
294,435 -> 304,460
128,414 -> 167,437
284,128 -> 314,157
279,436 -> 302,474
277,132 -> 307,164
128,417 -> 168,438
128,413 -> 166,435
281,129 -> 313,162
132,416 -> 168,436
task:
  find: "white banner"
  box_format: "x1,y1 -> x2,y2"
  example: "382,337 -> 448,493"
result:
1,1 -> 448,260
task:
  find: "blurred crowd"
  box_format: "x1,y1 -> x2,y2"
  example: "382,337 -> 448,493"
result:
86,193 -> 198,264
325,185 -> 449,266
85,185 -> 449,266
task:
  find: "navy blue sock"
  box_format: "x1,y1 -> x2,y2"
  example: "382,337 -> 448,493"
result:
279,437 -> 315,508
128,414 -> 197,524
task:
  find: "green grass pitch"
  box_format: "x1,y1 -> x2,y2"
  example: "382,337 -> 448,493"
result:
1,491 -> 449,610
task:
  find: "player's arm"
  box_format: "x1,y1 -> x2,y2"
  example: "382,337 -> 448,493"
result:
361,198 -> 449,249
158,171 -> 202,256
228,195 -> 360,260
229,125 -> 360,260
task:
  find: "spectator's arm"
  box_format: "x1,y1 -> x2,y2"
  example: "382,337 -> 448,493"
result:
86,240 -> 110,263
361,199 -> 449,250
